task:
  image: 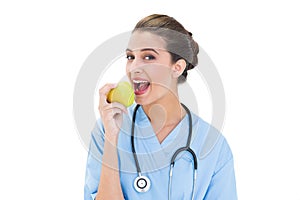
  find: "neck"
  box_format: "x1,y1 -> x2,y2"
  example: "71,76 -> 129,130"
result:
142,91 -> 186,143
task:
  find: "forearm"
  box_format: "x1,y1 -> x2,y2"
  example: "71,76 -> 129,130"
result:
96,135 -> 124,200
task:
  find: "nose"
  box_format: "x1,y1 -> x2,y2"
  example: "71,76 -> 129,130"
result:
127,58 -> 143,75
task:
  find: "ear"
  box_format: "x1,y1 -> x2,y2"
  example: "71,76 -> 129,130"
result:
172,59 -> 187,78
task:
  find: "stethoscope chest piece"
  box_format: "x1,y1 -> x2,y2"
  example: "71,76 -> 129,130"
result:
134,175 -> 151,193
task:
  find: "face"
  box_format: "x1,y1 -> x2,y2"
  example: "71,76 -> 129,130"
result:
126,31 -> 178,105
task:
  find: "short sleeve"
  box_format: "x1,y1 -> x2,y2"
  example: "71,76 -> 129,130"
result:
84,119 -> 105,200
203,138 -> 238,200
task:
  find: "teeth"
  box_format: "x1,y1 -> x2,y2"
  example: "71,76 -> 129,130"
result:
133,80 -> 149,84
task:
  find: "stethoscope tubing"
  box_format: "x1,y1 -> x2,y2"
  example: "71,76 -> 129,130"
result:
131,103 -> 198,200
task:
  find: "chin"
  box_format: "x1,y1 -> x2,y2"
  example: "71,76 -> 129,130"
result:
134,97 -> 150,106
135,94 -> 166,107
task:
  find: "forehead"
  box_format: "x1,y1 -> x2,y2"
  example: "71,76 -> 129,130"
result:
127,31 -> 166,51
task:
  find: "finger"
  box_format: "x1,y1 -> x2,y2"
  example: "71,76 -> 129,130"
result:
102,102 -> 128,114
101,107 -> 124,119
98,83 -> 117,107
99,83 -> 117,96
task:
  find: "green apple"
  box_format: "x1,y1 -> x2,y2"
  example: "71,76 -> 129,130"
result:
107,81 -> 134,107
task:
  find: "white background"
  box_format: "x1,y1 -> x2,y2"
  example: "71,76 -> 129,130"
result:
1,0 -> 299,199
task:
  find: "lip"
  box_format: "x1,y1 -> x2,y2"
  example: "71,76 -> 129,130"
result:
131,77 -> 150,85
134,86 -> 149,95
131,77 -> 150,82
131,77 -> 150,95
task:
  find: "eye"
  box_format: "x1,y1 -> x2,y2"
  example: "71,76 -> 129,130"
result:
144,55 -> 155,60
126,55 -> 134,60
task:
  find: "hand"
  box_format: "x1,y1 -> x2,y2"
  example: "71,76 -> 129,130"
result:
98,83 -> 128,143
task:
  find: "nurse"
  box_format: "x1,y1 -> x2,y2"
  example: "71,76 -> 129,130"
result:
84,14 -> 237,200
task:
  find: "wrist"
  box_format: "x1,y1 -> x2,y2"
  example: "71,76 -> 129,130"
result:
105,131 -> 119,145
102,135 -> 119,170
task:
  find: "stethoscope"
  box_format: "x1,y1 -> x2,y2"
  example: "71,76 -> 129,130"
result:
131,103 -> 198,200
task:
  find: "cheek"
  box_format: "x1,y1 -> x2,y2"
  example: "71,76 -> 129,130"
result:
125,62 -> 130,73
146,64 -> 173,88
126,63 -> 131,78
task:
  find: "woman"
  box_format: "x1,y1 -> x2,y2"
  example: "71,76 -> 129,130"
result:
84,14 -> 237,200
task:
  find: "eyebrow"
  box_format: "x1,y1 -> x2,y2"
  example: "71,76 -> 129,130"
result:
126,48 -> 159,55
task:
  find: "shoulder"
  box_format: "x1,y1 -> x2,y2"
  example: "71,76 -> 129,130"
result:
190,112 -> 233,164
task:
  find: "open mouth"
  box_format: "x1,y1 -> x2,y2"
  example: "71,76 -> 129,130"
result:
133,80 -> 150,95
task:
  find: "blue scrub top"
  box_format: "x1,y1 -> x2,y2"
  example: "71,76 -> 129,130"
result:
84,104 -> 237,200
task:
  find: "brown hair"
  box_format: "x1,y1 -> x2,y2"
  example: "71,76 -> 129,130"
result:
133,14 -> 199,83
